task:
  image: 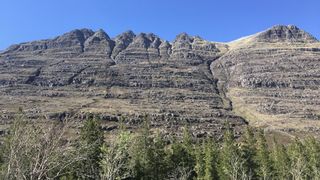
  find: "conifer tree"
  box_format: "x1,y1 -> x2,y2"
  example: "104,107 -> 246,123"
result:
271,138 -> 290,180
305,137 -> 320,179
240,127 -> 257,179
204,138 -> 218,180
288,138 -> 308,180
168,125 -> 195,180
182,125 -> 193,155
130,115 -> 152,179
149,130 -> 170,179
194,141 -> 205,180
255,130 -> 272,180
76,116 -> 104,179
130,115 -> 170,179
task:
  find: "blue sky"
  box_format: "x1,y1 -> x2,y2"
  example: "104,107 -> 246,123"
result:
1,0 -> 319,50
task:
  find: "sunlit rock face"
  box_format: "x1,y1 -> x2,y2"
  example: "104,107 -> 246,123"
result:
255,25 -> 318,43
0,25 -> 319,137
211,25 -> 320,133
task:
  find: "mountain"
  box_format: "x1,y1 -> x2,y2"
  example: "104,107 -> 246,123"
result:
0,25 -> 319,138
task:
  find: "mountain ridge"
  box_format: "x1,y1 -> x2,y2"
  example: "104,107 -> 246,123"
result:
3,25 -> 318,57
0,24 -> 319,138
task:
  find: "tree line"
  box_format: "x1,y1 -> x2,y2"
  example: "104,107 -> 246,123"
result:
0,114 -> 319,180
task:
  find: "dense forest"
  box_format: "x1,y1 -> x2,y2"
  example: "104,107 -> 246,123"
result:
0,114 -> 319,180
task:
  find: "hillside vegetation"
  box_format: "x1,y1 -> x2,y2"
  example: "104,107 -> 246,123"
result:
0,114 -> 319,180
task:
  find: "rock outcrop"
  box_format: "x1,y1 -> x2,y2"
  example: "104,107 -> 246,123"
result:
255,25 -> 318,43
171,33 -> 228,62
111,31 -> 136,59
114,33 -> 162,63
84,29 -> 115,56
0,25 -> 319,137
211,25 -> 320,133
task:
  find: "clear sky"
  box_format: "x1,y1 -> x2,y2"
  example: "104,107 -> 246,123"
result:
1,0 -> 319,50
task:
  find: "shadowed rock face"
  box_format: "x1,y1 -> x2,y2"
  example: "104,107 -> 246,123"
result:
0,25 -> 319,137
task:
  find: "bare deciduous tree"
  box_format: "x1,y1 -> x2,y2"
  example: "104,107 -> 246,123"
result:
100,131 -> 132,180
1,117 -> 85,180
168,166 -> 193,180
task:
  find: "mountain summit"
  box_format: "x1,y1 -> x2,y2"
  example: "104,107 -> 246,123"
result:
254,25 -> 318,42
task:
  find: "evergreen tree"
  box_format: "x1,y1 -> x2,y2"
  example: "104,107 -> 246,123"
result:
6,111 -> 320,180
204,138 -> 218,180
271,138 -> 290,180
130,115 -> 169,180
240,127 -> 257,179
149,130 -> 170,179
181,125 -> 196,177
305,137 -> 320,179
76,116 -> 104,179
194,141 -> 205,180
167,125 -> 195,180
130,115 -> 151,179
288,138 -> 308,180
255,130 -> 272,180
182,125 -> 193,156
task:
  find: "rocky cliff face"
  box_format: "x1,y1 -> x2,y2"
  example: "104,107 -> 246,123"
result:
211,25 -> 320,135
255,25 -> 318,43
0,25 -> 319,137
